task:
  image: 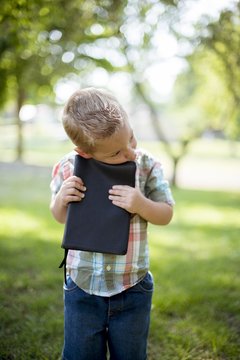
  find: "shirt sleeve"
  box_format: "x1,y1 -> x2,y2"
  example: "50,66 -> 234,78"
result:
145,159 -> 175,206
50,154 -> 75,197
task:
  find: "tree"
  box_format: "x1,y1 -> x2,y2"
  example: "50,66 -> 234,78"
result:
0,0 -> 184,174
0,0 -> 126,160
112,0 -> 192,185
2,0 -> 238,183
171,50 -> 232,134
180,1 -> 240,139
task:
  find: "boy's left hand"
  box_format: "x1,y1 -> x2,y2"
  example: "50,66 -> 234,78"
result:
108,185 -> 144,214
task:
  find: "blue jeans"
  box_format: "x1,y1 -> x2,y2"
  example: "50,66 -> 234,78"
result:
62,272 -> 153,360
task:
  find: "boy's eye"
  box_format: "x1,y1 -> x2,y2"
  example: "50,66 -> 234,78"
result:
111,151 -> 120,157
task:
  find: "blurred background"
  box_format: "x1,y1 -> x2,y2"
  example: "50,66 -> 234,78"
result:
0,0 -> 239,189
0,1 -> 240,359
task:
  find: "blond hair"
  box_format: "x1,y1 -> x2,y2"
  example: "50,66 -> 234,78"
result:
62,87 -> 127,153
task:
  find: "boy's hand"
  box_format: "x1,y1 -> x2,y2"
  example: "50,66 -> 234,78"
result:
57,175 -> 86,207
109,184 -> 173,225
108,185 -> 144,214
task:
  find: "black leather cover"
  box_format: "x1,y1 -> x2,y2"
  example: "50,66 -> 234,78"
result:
62,155 -> 136,255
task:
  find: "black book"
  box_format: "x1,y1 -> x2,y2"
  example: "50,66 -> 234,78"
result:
61,155 -> 136,255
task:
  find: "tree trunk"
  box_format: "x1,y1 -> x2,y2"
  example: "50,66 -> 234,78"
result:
133,81 -> 193,188
171,156 -> 179,187
16,86 -> 25,161
133,81 -> 177,185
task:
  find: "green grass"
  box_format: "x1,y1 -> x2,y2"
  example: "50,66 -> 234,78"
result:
0,162 -> 239,359
149,190 -> 240,360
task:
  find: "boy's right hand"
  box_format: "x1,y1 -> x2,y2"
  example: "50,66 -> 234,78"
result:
58,175 -> 86,207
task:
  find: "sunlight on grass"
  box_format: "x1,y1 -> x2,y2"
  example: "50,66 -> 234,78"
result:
149,223 -> 239,262
0,208 -> 41,232
175,203 -> 240,227
0,208 -> 62,243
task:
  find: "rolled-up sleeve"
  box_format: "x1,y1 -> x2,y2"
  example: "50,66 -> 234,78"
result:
50,153 -> 75,197
145,161 -> 175,206
50,162 -> 63,197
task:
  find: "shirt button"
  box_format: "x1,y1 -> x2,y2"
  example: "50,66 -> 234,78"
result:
106,265 -> 111,271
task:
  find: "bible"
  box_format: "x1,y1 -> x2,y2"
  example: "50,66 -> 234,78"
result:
61,155 -> 136,258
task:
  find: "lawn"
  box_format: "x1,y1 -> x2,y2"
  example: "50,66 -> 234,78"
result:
0,161 -> 239,359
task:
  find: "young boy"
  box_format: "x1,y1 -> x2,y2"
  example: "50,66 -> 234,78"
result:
50,87 -> 174,360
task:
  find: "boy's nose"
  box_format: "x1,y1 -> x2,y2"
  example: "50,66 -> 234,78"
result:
125,148 -> 136,161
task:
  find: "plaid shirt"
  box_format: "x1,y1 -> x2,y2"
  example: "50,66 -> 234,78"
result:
50,148 -> 174,297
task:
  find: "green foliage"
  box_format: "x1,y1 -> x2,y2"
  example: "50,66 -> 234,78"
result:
0,0 -> 127,105
204,4 -> 240,104
171,50 -> 233,135
1,0 -> 239,162
0,0 -> 128,159
0,0 -> 182,109
176,1 -> 240,139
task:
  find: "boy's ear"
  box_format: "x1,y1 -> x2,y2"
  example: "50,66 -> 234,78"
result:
75,147 -> 92,159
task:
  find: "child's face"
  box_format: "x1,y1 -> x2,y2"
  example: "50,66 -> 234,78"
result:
91,120 -> 137,164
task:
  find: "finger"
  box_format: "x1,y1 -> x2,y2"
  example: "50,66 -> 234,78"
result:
108,194 -> 123,201
66,187 -> 84,197
74,182 -> 87,191
111,199 -> 131,211
109,188 -> 129,196
72,177 -> 86,191
111,185 -> 130,191
65,180 -> 86,192
109,194 -> 129,207
65,176 -> 85,190
71,176 -> 84,185
66,194 -> 85,203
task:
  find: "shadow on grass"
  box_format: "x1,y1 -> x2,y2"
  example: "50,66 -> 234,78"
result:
148,220 -> 240,359
0,233 -> 64,360
149,255 -> 240,359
